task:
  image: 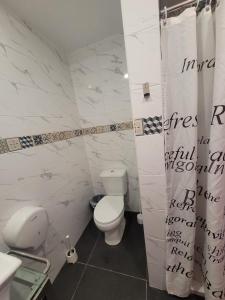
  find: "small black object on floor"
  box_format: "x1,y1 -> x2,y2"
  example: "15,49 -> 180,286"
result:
53,212 -> 204,300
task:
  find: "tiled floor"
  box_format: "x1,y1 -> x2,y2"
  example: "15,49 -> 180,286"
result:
53,212 -> 204,300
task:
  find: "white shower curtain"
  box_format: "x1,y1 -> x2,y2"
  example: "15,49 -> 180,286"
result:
161,2 -> 225,299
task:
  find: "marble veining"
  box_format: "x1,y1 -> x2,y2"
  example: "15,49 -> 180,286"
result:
0,3 -> 147,283
0,120 -> 133,155
121,0 -> 166,290
0,3 -> 93,282
69,35 -> 140,212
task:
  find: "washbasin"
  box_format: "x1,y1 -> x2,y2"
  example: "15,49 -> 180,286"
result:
0,252 -> 21,300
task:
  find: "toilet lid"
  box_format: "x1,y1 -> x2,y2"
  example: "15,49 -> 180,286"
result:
94,196 -> 124,224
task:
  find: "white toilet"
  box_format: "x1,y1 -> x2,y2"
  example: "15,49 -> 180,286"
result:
1,206 -> 48,300
94,169 -> 127,246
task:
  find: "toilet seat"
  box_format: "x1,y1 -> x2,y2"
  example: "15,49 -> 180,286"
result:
94,196 -> 124,225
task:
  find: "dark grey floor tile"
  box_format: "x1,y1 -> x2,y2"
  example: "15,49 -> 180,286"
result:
73,266 -> 146,300
89,212 -> 147,279
53,263 -> 84,300
147,287 -> 204,300
76,219 -> 99,263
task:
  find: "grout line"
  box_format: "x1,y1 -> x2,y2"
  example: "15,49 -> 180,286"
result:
70,264 -> 87,300
70,218 -> 147,299
70,233 -> 100,300
77,261 -> 147,282
0,121 -> 134,156
146,281 -> 148,300
86,232 -> 101,264
77,262 -> 86,266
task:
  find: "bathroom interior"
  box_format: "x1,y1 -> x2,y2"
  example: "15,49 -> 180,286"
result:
0,0 -> 224,299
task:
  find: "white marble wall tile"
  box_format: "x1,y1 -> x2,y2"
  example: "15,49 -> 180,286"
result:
135,134 -> 165,176
83,130 -> 140,211
140,175 -> 167,210
107,106 -> 132,125
148,261 -> 166,290
142,208 -> 166,240
124,27 -> 161,88
0,84 -> 80,137
78,114 -> 110,129
121,0 -> 167,289
0,4 -> 80,138
146,237 -> 166,289
130,84 -> 163,119
121,0 -> 159,35
0,138 -> 93,280
69,35 -> 140,211
146,237 -> 166,267
69,34 -> 131,127
0,4 -> 93,282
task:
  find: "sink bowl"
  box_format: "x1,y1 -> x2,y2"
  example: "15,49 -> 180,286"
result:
0,252 -> 21,300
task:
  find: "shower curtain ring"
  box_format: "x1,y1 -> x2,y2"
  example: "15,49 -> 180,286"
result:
196,0 -> 200,11
163,6 -> 168,26
206,0 -> 212,10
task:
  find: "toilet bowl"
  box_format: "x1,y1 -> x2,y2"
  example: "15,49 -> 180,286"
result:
93,168 -> 127,245
94,196 -> 126,245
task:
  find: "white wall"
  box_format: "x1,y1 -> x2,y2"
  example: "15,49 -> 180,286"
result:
69,35 -> 140,212
0,0 -> 165,285
0,4 -> 93,280
121,0 -> 167,289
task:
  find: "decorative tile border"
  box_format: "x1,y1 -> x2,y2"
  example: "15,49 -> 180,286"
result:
143,116 -> 162,135
19,136 -> 34,148
0,121 -> 133,155
6,138 -> 22,151
0,117 -> 163,155
134,116 -> 163,136
0,139 -> 9,154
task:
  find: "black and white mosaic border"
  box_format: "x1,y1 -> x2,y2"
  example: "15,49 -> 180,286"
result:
0,121 -> 133,155
143,116 -> 162,135
0,116 -> 163,155
134,116 -> 163,136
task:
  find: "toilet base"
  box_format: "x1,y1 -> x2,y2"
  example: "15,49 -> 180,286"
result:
105,217 -> 126,246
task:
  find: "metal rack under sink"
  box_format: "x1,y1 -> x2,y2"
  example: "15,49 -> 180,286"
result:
8,250 -> 57,300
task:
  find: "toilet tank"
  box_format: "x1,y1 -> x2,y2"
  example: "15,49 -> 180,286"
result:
2,207 -> 48,251
100,169 -> 127,196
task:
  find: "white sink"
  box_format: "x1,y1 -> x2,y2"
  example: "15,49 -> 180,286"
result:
0,252 -> 21,300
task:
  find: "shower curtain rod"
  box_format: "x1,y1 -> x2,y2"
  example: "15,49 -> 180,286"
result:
160,0 -> 199,15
